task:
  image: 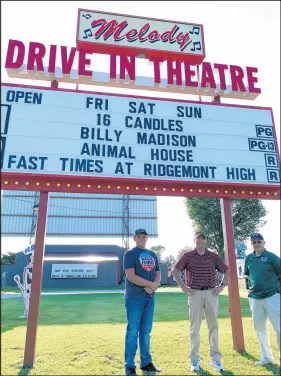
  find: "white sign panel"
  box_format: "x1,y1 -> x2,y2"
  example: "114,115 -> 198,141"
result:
77,9 -> 205,61
51,264 -> 98,279
1,84 -> 280,187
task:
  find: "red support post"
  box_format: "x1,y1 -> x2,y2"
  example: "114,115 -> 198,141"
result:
23,191 -> 49,367
220,198 -> 245,351
213,94 -> 245,351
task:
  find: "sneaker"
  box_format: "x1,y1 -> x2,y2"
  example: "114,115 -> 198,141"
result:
124,366 -> 137,375
140,362 -> 161,372
211,360 -> 224,372
255,358 -> 275,366
190,360 -> 200,372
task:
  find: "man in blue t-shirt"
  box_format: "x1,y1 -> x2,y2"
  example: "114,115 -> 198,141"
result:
123,228 -> 161,376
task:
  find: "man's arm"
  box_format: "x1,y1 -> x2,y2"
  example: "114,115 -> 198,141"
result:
244,256 -> 250,289
172,267 -> 194,295
145,270 -> 162,293
220,269 -> 230,285
271,253 -> 281,275
212,255 -> 230,296
125,269 -> 158,290
154,270 -> 161,286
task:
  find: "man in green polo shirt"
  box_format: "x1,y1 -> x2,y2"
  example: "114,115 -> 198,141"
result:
244,233 -> 281,366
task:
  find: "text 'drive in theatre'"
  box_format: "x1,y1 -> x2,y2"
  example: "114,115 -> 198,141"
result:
1,84 -> 280,186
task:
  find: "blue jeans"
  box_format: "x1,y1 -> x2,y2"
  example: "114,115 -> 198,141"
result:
125,295 -> 155,368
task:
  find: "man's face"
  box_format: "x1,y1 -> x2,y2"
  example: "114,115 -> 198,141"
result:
195,235 -> 207,248
134,233 -> 148,248
251,238 -> 265,253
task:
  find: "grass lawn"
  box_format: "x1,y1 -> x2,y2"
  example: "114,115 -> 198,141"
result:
1,290 -> 280,375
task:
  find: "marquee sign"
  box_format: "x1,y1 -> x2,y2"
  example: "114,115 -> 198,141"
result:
1,83 -> 280,199
76,9 -> 205,63
51,264 -> 98,279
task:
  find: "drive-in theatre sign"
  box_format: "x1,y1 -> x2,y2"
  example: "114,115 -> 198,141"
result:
1,7 -> 280,369
1,83 -> 280,199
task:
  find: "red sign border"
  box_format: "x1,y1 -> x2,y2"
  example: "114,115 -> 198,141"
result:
76,8 -> 206,64
1,82 -> 280,200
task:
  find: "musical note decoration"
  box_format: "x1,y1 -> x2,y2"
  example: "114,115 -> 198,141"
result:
190,41 -> 202,51
189,26 -> 200,35
82,13 -> 92,19
83,28 -> 93,39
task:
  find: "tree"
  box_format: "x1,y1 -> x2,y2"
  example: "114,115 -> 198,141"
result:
176,246 -> 193,261
185,198 -> 267,258
1,251 -> 16,265
150,245 -> 166,262
164,255 -> 176,268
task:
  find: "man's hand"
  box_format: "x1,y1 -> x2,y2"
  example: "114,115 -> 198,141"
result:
148,281 -> 159,292
182,286 -> 195,296
144,287 -> 154,294
211,286 -> 224,296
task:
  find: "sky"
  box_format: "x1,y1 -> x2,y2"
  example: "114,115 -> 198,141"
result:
1,1 -> 280,258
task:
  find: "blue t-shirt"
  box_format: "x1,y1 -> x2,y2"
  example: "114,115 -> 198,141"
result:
123,247 -> 160,299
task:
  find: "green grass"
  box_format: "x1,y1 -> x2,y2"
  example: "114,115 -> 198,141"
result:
1,291 -> 280,375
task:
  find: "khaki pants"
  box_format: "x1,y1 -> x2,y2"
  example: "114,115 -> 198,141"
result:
249,292 -> 280,361
188,289 -> 222,361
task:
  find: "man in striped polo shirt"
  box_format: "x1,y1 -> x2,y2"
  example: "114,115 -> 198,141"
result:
172,232 -> 230,373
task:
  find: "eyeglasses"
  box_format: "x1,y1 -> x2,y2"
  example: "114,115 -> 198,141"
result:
252,240 -> 262,244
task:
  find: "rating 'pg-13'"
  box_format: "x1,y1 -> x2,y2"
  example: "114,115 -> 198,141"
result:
249,139 -> 276,152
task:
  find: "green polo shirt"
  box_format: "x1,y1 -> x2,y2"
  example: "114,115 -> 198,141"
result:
244,249 -> 281,299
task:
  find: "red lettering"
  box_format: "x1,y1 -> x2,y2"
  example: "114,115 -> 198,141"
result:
201,62 -> 216,89
110,53 -> 117,80
27,42 -> 45,72
86,19 -> 200,54
149,57 -> 165,84
167,59 -> 182,86
91,19 -> 128,41
184,62 -> 197,87
176,32 -> 191,51
160,25 -> 178,43
246,67 -> 261,94
48,45 -> 57,74
78,49 -> 92,76
60,46 -> 76,75
5,39 -> 25,70
120,54 -> 135,81
126,29 -> 138,42
138,23 -> 150,42
148,30 -> 160,42
214,63 -> 228,91
230,65 -> 246,92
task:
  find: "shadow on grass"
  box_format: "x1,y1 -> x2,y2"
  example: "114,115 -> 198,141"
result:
2,293 -> 251,334
141,367 -> 235,375
240,351 -> 281,375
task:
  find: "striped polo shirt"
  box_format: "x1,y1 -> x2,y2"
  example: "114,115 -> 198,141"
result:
174,249 -> 229,289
